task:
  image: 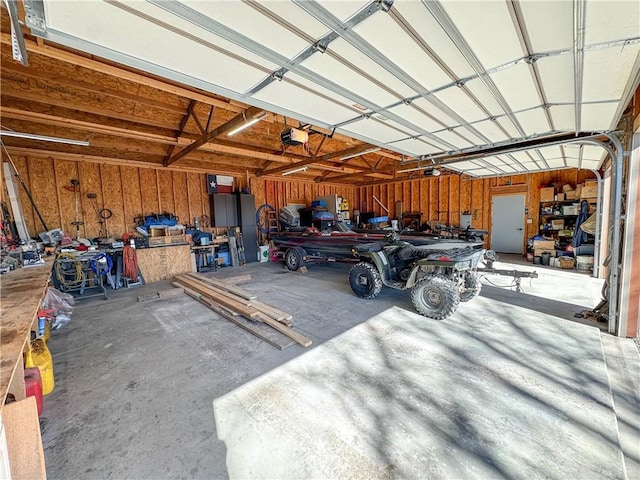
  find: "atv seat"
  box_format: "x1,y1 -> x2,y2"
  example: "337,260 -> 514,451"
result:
355,242 -> 383,253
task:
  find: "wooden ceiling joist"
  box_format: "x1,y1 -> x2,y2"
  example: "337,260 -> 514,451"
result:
164,106 -> 264,167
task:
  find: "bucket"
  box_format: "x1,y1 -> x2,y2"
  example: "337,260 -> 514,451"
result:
526,252 -> 533,262
540,252 -> 551,266
576,255 -> 594,272
199,237 -> 211,246
24,339 -> 54,395
533,256 -> 541,265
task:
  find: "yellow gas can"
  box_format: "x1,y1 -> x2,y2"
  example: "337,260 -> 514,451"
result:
24,339 -> 54,395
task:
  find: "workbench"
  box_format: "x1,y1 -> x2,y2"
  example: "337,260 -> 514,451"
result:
0,258 -> 53,479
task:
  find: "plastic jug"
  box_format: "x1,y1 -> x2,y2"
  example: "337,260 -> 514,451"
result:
24,339 -> 54,395
24,368 -> 43,416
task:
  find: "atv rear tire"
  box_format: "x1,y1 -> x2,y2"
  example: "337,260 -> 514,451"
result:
459,272 -> 482,302
285,247 -> 306,271
349,262 -> 383,299
411,274 -> 460,320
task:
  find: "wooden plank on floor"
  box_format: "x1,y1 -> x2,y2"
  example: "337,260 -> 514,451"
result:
178,285 -> 295,350
186,272 -> 257,300
174,276 -> 260,318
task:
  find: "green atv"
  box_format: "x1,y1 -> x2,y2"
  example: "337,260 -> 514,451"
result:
349,233 -> 486,320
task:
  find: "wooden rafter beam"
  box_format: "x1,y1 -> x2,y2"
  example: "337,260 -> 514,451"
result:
189,107 -> 206,134
164,106 -> 264,166
163,100 -> 197,163
257,143 -> 378,177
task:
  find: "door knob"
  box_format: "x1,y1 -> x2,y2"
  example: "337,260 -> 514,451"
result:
517,228 -> 523,231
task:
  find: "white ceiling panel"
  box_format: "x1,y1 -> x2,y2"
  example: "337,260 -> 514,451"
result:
386,103 -> 447,133
430,129 -> 476,150
258,2 -> 331,39
581,103 -> 621,131
391,2 -> 475,79
411,97 -> 463,129
519,1 -> 573,53
43,1 -> 270,93
536,145 -> 564,159
584,1 -> 640,45
438,1 -> 524,69
433,86 -> 489,123
536,55 -> 575,104
546,157 -> 567,169
582,46 -> 640,103
516,108 -> 552,137
253,79 -> 358,126
329,39 -> 418,99
582,145 -> 606,161
495,117 -> 523,139
463,78 -> 507,117
300,49 -> 402,107
472,119 -> 510,144
353,13 -> 453,91
390,138 -> 442,156
582,159 -> 602,169
316,1 -> 371,23
341,117 -> 416,144
182,1 -> 309,59
549,105 -> 576,131
489,62 -> 541,111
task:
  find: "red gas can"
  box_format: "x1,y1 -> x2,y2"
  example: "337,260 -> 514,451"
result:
24,367 -> 43,416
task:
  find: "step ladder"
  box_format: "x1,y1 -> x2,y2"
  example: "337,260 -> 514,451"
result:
267,209 -> 279,234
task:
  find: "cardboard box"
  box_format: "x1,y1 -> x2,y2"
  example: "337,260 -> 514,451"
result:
562,184 -> 575,193
581,186 -> 597,198
551,220 -> 564,229
556,193 -> 565,201
533,240 -> 555,250
540,187 -> 555,202
565,190 -> 577,200
534,248 -> 557,257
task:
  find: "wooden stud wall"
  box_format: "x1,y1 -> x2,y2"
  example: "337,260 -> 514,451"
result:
355,169 -> 597,249
3,156 -> 213,238
250,177 -> 356,215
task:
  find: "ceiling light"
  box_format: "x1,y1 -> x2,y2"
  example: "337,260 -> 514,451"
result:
340,147 -> 381,161
282,166 -> 307,176
0,130 -> 90,146
227,112 -> 267,136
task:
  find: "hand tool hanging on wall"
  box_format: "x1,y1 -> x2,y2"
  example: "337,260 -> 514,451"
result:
86,192 -> 112,239
67,179 -> 84,240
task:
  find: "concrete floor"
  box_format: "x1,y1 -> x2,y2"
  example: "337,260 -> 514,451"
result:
41,256 -> 639,479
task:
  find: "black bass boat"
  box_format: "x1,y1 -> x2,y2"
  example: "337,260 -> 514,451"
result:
270,221 -> 484,270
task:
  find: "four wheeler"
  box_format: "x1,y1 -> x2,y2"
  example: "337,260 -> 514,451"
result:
348,232 -> 486,320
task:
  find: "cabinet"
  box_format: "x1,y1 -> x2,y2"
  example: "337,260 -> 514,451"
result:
317,194 -> 350,221
210,194 -> 237,227
235,193 -> 258,263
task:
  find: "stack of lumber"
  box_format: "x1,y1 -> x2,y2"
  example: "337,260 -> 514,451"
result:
173,273 -> 312,349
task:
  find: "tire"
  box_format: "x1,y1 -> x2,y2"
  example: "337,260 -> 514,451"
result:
411,274 -> 460,320
459,272 -> 482,302
285,247 -> 305,271
349,262 -> 383,299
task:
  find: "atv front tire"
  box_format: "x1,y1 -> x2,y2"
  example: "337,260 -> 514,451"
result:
349,262 -> 383,299
459,272 -> 482,302
411,274 -> 460,320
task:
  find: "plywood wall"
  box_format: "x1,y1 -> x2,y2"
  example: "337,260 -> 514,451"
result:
355,169 -> 597,248
3,156 -> 212,238
250,176 -> 356,214
2,156 -> 356,240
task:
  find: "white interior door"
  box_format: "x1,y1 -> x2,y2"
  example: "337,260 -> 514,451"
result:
491,194 -> 525,254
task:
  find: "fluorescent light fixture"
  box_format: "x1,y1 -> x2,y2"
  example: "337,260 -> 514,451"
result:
227,112 -> 267,136
0,130 -> 90,146
340,147 -> 381,161
397,165 -> 441,176
282,166 -> 307,176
